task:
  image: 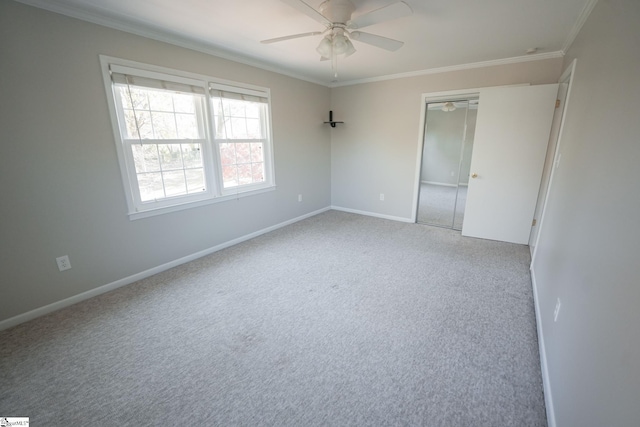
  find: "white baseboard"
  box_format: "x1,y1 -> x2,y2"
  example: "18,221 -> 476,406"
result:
331,205 -> 413,223
0,206 -> 331,331
530,267 -> 557,427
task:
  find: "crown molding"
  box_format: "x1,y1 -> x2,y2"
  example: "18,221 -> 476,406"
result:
14,0 -> 573,90
562,0 -> 599,53
329,51 -> 565,88
13,0 -> 329,87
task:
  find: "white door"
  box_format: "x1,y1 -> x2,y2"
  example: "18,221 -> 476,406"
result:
461,84 -> 558,244
529,80 -> 569,252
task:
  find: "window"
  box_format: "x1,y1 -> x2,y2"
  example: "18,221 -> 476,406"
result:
101,57 -> 275,219
210,86 -> 269,191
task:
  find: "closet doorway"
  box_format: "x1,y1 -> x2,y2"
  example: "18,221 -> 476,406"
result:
416,99 -> 478,230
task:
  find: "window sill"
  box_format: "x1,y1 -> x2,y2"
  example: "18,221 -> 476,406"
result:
128,185 -> 276,220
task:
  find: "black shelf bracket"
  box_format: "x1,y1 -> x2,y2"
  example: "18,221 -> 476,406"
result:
324,110 -> 344,128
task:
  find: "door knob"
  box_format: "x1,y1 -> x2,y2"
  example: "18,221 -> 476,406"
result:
471,173 -> 478,178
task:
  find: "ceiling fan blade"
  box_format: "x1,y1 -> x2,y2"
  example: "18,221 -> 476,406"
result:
347,1 -> 413,29
280,0 -> 331,26
349,31 -> 404,51
261,31 -> 323,44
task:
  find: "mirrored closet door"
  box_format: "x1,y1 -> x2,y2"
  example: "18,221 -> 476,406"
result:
416,99 -> 478,230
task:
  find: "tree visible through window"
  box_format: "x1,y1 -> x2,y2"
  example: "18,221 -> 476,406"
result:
212,96 -> 267,188
117,85 -> 206,202
102,57 -> 274,217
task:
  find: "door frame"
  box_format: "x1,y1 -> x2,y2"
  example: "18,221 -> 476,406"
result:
412,85 -> 528,223
531,59 -> 577,263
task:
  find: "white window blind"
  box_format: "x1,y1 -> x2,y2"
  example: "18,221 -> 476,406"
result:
210,84 -> 271,191
101,57 -> 275,218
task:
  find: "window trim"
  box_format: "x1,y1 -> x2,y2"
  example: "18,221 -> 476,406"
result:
99,55 -> 276,220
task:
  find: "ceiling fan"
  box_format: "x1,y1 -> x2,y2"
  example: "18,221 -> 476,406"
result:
261,0 -> 413,78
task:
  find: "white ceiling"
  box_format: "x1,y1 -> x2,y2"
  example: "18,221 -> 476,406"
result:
17,0 -> 596,86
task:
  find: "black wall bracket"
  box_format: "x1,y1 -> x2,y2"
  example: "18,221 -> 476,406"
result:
324,110 -> 344,128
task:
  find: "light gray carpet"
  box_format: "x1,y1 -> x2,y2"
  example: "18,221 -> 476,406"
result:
0,211 -> 546,426
417,183 -> 468,230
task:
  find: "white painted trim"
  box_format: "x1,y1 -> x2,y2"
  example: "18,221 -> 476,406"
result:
15,0 -> 566,89
530,268 -> 557,427
531,59 -> 577,265
331,206 -> 413,223
561,0 -> 599,53
13,0 -> 327,87
330,52 -> 564,88
128,186 -> 277,220
412,88 -> 482,224
99,55 -> 278,219
412,84 -> 529,224
411,97 -> 428,223
417,84 -> 528,102
0,207 -> 331,331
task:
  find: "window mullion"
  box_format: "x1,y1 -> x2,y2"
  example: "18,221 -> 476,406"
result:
261,104 -> 274,184
122,138 -> 206,145
155,144 -> 167,200
201,94 -> 222,197
123,140 -> 145,211
101,55 -> 274,217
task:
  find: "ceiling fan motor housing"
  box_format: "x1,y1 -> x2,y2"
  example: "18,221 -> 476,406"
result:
319,0 -> 356,24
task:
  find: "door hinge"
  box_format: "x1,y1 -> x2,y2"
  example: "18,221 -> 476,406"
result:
532,219 -> 537,226
555,99 -> 561,108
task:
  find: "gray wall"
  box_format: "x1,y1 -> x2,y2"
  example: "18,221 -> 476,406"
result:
330,59 -> 563,219
0,1 -> 331,323
6,2 -> 638,423
532,0 -> 640,425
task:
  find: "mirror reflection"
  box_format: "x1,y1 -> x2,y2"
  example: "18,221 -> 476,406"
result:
417,99 -> 478,230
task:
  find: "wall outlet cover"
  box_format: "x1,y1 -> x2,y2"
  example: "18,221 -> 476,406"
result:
56,255 -> 71,272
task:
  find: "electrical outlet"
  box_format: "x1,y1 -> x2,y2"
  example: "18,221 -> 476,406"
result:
379,193 -> 385,201
298,194 -> 302,202
553,298 -> 561,322
56,255 -> 71,272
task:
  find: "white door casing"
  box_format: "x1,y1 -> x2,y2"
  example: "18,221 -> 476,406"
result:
529,81 -> 569,253
461,84 -> 559,244
531,59 -> 577,260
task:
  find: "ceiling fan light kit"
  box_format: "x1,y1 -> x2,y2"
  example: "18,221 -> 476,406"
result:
316,30 -> 355,58
442,102 -> 456,112
262,0 -> 413,79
